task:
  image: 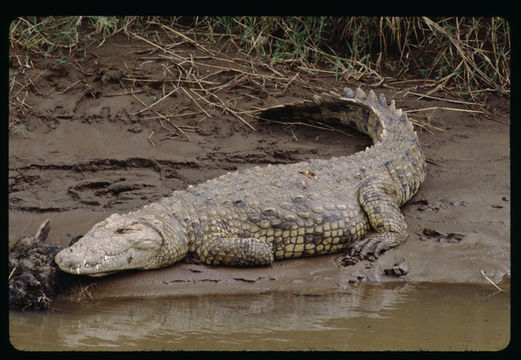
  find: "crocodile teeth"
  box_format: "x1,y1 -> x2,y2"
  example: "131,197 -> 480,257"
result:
368,89 -> 377,103
343,87 -> 354,98
395,108 -> 403,117
355,87 -> 366,99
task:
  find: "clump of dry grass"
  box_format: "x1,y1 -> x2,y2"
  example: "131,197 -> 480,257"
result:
186,17 -> 510,95
10,16 -> 510,94
9,16 -> 510,132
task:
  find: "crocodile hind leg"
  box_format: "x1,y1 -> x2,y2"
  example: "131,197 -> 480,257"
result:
196,237 -> 274,266
349,176 -> 408,259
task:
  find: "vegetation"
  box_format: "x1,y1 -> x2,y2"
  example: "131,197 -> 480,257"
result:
9,16 -> 510,131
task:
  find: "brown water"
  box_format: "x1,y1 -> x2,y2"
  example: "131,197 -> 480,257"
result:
9,282 -> 509,351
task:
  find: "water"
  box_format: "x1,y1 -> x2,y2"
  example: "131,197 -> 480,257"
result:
9,282 -> 509,351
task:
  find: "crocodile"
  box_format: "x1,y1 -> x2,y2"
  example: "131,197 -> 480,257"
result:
55,87 -> 426,276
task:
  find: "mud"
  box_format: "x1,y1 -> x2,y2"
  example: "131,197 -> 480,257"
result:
8,220 -> 67,309
9,35 -> 510,301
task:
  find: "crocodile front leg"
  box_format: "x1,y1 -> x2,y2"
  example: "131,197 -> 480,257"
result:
196,237 -> 274,266
349,175 -> 408,259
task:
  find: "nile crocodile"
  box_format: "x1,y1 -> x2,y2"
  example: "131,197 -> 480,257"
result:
55,87 -> 426,276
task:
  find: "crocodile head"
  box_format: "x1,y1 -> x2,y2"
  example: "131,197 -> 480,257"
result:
55,213 -> 188,276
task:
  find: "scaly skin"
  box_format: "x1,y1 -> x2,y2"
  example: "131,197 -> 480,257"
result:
55,87 -> 426,276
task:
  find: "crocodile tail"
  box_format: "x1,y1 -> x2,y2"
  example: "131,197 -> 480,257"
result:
258,90 -> 349,124
258,87 -> 410,142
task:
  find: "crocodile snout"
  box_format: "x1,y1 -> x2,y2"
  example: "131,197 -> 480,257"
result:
54,247 -> 77,271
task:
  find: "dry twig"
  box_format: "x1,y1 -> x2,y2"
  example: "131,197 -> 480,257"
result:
480,270 -> 504,292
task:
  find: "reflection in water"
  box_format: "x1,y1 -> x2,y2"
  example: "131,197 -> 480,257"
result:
10,283 -> 509,351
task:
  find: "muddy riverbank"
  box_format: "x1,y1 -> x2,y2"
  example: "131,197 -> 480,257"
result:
9,35 -> 510,301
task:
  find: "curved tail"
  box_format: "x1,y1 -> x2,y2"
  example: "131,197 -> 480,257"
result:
260,87 -> 411,142
259,87 -> 426,206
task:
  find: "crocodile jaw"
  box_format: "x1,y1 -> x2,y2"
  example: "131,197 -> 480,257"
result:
55,213 -> 165,276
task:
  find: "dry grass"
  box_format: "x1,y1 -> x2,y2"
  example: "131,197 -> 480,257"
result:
9,16 -> 510,133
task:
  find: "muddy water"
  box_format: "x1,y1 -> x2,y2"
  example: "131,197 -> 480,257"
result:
10,283 -> 509,351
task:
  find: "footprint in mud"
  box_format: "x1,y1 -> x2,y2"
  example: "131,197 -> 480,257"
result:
418,228 -> 466,243
413,199 -> 467,212
9,158 -> 194,213
67,177 -> 156,208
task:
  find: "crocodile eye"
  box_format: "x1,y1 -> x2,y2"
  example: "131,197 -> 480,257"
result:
115,227 -> 131,234
114,220 -> 140,234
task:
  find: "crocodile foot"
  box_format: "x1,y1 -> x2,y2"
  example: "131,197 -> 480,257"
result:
348,232 -> 402,260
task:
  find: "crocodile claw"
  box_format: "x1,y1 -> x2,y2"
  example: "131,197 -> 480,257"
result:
348,233 -> 393,259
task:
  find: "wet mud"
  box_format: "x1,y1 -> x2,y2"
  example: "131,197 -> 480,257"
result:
9,36 -> 510,303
